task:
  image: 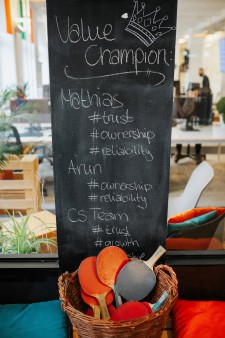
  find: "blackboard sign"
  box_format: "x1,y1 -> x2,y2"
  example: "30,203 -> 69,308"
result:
47,0 -> 178,272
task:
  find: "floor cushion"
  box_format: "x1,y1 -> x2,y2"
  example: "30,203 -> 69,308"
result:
0,300 -> 68,338
173,299 -> 225,338
167,210 -> 217,237
168,207 -> 225,224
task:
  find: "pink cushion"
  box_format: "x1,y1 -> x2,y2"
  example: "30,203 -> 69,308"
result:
173,299 -> 225,338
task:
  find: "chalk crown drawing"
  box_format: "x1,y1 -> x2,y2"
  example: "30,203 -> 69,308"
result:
125,1 -> 176,47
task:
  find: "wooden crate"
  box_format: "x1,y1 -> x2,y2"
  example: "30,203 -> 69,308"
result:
0,155 -> 41,214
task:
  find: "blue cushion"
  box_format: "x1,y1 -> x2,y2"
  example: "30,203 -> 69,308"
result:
167,210 -> 217,236
0,300 -> 68,338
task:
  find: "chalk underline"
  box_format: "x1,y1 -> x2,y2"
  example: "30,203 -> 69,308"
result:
64,66 -> 165,86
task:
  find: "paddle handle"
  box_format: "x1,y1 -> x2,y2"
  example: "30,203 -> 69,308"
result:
112,284 -> 122,308
96,294 -> 110,320
151,290 -> 169,312
92,305 -> 101,319
144,246 -> 166,270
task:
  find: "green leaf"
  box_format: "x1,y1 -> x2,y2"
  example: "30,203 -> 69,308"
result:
0,210 -> 57,254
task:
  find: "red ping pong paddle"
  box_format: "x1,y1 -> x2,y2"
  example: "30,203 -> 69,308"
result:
97,246 -> 129,308
81,290 -> 100,319
110,301 -> 151,321
81,289 -> 114,319
111,290 -> 169,321
116,246 -> 166,301
78,256 -> 111,320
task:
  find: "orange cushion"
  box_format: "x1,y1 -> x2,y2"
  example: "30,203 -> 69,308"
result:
167,210 -> 217,237
168,207 -> 225,224
173,299 -> 225,338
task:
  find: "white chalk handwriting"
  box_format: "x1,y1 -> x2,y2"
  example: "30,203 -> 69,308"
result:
65,65 -> 166,86
89,144 -> 154,162
88,110 -> 134,125
91,224 -> 131,237
97,192 -> 148,209
68,161 -> 102,175
94,236 -> 140,248
61,88 -> 123,110
99,181 -> 152,193
90,127 -> 155,144
55,16 -> 115,43
90,207 -> 129,222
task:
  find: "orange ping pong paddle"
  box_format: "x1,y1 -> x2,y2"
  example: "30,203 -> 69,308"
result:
97,246 -> 129,308
78,256 -> 111,320
81,289 -> 114,319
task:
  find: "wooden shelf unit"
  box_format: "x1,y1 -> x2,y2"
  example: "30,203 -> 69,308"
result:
0,155 -> 41,214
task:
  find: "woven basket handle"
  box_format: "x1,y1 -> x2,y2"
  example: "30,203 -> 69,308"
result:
154,264 -> 178,298
58,271 -> 72,311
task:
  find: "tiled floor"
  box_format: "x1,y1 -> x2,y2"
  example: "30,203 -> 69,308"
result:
169,153 -> 225,207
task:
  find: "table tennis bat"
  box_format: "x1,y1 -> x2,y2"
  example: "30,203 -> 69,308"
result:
97,246 -> 129,308
111,291 -> 169,321
142,290 -> 169,312
81,289 -> 114,319
81,290 -> 101,319
110,301 -> 150,321
116,246 -> 166,301
78,256 -> 111,320
86,304 -> 116,318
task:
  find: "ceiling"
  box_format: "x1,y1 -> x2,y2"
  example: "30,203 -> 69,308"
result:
176,0 -> 225,40
30,0 -> 225,41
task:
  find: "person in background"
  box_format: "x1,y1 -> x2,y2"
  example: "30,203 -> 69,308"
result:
174,89 -> 195,119
198,67 -> 210,92
173,88 -> 203,164
198,67 -> 212,124
173,89 -> 194,162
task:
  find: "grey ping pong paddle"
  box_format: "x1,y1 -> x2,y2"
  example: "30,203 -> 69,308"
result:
116,246 -> 166,301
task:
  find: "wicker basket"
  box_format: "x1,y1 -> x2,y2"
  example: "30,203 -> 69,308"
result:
58,264 -> 178,338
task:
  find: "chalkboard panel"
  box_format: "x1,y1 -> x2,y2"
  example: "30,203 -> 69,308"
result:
47,0 -> 178,272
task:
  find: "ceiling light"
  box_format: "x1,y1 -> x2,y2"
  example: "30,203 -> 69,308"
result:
178,38 -> 187,44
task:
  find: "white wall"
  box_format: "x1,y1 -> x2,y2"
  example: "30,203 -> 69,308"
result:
21,38 -> 37,97
30,1 -> 49,97
0,32 -> 17,88
188,36 -> 204,83
0,0 -> 37,96
0,0 -> 6,32
202,31 -> 225,102
175,30 -> 225,101
0,0 -> 17,89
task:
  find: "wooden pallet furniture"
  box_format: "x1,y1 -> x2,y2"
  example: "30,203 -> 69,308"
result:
0,154 -> 41,214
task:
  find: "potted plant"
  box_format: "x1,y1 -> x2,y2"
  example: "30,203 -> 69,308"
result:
10,82 -> 28,111
216,97 -> 225,128
0,210 -> 57,254
0,122 -> 23,173
0,87 -> 20,174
